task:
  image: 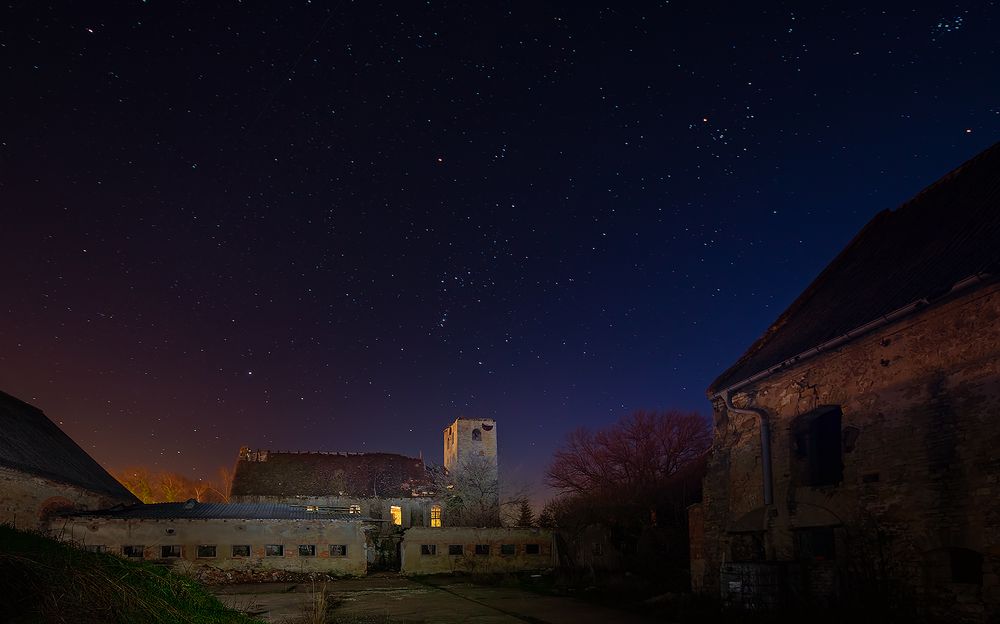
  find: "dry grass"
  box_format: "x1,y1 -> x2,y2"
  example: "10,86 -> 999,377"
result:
0,524 -> 263,624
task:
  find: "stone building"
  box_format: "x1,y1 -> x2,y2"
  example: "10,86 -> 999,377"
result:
690,143 -> 1000,620
0,390 -> 138,530
58,501 -> 370,576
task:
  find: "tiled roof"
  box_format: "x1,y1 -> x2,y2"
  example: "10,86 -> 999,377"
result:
0,390 -> 138,503
68,501 -> 362,520
231,450 -> 432,498
709,141 -> 1000,395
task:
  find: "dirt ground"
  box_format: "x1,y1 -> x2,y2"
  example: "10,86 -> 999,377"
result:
213,574 -> 663,624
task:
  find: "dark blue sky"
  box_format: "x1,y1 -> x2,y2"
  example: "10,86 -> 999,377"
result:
2,1 -> 998,498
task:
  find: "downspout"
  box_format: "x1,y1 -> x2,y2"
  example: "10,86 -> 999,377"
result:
721,390 -> 773,507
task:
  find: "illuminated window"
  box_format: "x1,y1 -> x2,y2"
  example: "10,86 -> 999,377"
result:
161,545 -> 182,558
421,544 -> 437,555
391,505 -> 402,526
430,505 -> 442,527
197,545 -> 216,558
231,545 -> 250,557
349,504 -> 362,514
305,505 -> 318,512
265,544 -> 284,557
298,545 -> 316,557
330,544 -> 347,557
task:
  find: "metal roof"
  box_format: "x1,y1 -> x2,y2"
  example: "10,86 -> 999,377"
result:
68,500 -> 370,521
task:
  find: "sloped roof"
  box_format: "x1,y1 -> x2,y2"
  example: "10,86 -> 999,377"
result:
710,141 -> 1000,395
231,450 -> 431,498
0,390 -> 138,502
67,501 -> 362,520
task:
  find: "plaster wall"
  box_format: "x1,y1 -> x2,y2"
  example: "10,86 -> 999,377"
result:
55,515 -> 369,575
400,527 -> 554,575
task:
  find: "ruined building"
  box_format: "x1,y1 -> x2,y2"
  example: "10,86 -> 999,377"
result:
0,390 -> 138,529
690,142 -> 1000,621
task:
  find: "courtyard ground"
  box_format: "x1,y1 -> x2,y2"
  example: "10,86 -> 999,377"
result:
212,574 -> 664,624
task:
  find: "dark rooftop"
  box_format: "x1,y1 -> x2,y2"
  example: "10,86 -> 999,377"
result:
67,500 -> 363,520
0,390 -> 138,503
710,141 -> 1000,395
231,450 -> 432,498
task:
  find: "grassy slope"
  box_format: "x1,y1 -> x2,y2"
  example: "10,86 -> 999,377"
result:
0,524 -> 263,624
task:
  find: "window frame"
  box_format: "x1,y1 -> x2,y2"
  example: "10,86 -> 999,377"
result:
329,544 -> 348,557
160,545 -> 182,559
265,544 -> 284,557
231,544 -> 251,558
298,544 -> 316,557
448,544 -> 464,556
196,545 -> 217,558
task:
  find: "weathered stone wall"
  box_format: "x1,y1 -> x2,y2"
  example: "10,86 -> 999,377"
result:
55,515 -> 369,576
443,418 -> 498,475
400,527 -> 554,575
700,283 -> 1000,620
0,466 -> 134,531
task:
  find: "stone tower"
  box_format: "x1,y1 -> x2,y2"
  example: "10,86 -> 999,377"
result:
443,417 -> 498,477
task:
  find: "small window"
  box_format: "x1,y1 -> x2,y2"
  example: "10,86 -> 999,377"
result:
298,545 -> 316,557
448,544 -> 463,555
197,545 -> 216,558
474,544 -> 490,556
265,544 -> 284,557
391,505 -> 402,526
349,504 -> 362,514
472,428 -> 482,441
161,545 -> 182,558
84,545 -> 107,554
122,545 -> 144,558
500,544 -> 515,556
430,505 -> 442,528
330,544 -> 348,557
525,544 -> 540,555
421,544 -> 437,555
231,545 -> 251,557
592,543 -> 603,556
305,505 -> 319,512
950,548 -> 983,585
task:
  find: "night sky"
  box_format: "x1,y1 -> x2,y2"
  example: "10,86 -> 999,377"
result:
2,2 -> 999,497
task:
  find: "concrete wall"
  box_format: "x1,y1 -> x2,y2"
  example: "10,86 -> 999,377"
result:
400,527 -> 554,575
55,515 -> 369,576
699,283 -> 1000,620
0,466 -> 135,531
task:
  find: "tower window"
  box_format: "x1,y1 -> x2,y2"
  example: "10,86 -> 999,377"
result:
472,428 -> 482,441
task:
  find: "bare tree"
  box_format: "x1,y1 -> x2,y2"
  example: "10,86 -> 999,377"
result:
546,410 -> 710,501
430,455 -> 502,527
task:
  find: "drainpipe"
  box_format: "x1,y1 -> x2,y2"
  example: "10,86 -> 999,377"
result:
722,390 -> 773,507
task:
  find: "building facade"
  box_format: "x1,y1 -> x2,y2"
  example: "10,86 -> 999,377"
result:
0,390 -> 138,530
691,143 -> 1000,621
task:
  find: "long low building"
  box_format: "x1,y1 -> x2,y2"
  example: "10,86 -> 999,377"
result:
401,527 -> 555,575
58,500 -> 374,576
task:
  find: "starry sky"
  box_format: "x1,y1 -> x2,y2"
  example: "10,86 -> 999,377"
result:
2,1 -> 999,497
